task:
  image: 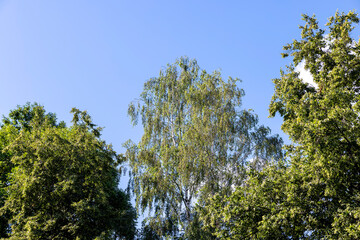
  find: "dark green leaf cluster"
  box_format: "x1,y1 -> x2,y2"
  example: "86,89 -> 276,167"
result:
0,103 -> 136,240
202,10 -> 360,239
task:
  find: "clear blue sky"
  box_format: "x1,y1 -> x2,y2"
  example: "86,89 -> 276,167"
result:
0,1 -> 359,159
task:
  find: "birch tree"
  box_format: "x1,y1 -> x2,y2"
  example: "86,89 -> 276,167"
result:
125,57 -> 282,238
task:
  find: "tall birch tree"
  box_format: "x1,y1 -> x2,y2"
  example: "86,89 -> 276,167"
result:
125,57 -> 283,238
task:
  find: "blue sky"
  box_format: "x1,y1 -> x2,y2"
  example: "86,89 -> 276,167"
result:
0,1 -> 359,161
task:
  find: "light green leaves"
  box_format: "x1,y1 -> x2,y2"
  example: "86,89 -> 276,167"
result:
126,57 -> 283,238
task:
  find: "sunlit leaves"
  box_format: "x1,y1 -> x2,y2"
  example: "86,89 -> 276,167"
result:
1,104 -> 136,239
204,11 -> 360,239
126,57 -> 282,238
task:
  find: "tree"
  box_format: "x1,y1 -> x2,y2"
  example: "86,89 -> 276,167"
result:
1,104 -> 136,239
125,57 -> 283,238
0,102 -> 60,238
0,125 -> 15,238
201,163 -> 293,239
202,11 -> 360,239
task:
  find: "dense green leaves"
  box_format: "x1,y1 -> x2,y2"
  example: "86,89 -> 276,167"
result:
270,11 -> 360,238
202,11 -> 360,239
126,57 -> 283,238
0,104 -> 136,239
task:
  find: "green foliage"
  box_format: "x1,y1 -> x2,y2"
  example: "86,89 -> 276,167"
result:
202,11 -> 360,239
2,102 -> 61,131
125,57 -> 283,238
0,125 -> 17,238
0,102 -> 54,238
0,104 -> 136,239
138,222 -> 161,240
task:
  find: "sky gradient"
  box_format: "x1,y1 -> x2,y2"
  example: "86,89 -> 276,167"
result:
1,0 -> 359,165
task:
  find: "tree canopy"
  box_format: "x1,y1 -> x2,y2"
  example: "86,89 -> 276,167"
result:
0,103 -> 136,239
201,10 -> 360,239
125,57 -> 283,238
